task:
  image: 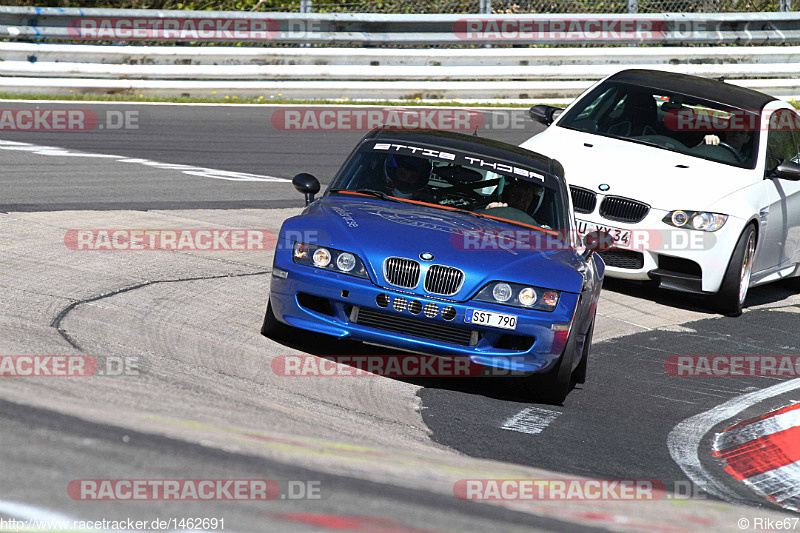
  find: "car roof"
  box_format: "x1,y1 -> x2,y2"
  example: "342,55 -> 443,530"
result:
367,128 -> 564,180
607,69 -> 777,111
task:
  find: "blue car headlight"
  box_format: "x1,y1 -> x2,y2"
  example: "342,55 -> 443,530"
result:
473,281 -> 560,312
293,241 -> 368,279
663,210 -> 727,232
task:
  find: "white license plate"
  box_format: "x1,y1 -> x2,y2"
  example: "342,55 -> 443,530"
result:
576,219 -> 631,247
465,308 -> 517,330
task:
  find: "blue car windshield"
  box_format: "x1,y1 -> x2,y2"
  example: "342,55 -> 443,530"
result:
328,144 -> 568,232
558,81 -> 760,169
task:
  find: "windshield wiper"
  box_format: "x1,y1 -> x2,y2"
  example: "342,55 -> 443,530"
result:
604,133 -> 684,152
332,189 -> 400,202
449,205 -> 556,234
630,138 -> 669,150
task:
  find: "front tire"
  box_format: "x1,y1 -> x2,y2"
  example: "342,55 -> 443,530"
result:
573,317 -> 595,384
711,223 -> 756,317
261,298 -> 293,339
519,331 -> 576,404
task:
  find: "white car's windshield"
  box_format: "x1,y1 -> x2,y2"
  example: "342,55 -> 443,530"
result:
558,81 -> 760,169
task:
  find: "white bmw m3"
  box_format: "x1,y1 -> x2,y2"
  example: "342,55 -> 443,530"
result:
522,69 -> 800,315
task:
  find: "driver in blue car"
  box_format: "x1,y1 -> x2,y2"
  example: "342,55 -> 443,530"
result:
484,178 -> 548,228
384,154 -> 433,200
486,178 -> 538,211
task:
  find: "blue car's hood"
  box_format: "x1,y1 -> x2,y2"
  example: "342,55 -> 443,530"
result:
281,196 -> 584,297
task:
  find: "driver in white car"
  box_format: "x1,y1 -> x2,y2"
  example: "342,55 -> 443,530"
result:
702,127 -> 753,164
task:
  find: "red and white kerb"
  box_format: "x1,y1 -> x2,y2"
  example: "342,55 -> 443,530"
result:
712,402 -> 800,511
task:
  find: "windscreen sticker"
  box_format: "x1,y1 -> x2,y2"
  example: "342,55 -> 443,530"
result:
371,142 -> 547,183
373,142 -> 456,161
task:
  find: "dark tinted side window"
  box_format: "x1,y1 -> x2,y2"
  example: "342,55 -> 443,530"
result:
767,110 -> 800,171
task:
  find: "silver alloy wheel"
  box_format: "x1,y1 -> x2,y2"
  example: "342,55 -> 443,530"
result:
738,231 -> 756,305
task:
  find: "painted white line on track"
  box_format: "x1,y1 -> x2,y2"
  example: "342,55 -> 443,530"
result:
501,407 -> 561,435
0,139 -> 288,183
667,377 -> 800,504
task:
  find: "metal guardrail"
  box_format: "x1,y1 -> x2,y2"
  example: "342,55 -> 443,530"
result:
4,42 -> 800,67
0,7 -> 798,100
3,51 -> 800,81
2,77 -> 797,102
1,6 -> 800,45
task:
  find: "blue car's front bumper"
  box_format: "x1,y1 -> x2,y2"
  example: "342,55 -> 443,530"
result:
269,254 -> 581,374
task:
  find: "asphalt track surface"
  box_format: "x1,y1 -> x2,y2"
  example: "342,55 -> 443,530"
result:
0,102 -> 537,211
2,101 -> 799,532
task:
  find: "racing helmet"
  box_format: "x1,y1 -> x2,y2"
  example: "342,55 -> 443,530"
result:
385,154 -> 432,194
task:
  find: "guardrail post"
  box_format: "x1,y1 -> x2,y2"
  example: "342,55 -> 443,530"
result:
627,0 -> 638,13
480,0 -> 492,14
301,0 -> 313,13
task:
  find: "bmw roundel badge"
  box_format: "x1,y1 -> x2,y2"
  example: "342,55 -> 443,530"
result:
420,252 -> 434,261
598,183 -> 610,192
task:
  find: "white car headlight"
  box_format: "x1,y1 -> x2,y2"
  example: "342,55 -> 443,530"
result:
663,210 -> 727,232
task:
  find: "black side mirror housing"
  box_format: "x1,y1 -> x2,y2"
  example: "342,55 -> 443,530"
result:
581,230 -> 613,260
293,173 -> 321,205
529,105 -> 563,126
773,160 -> 800,181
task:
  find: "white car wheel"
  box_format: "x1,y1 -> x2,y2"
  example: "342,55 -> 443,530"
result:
711,224 -> 756,316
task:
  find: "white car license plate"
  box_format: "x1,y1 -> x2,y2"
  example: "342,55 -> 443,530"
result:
465,309 -> 517,330
576,219 -> 632,247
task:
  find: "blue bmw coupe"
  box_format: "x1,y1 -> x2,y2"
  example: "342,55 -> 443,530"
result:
262,129 -> 604,402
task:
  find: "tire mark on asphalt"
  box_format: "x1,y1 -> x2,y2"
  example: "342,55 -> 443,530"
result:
50,270 -> 270,351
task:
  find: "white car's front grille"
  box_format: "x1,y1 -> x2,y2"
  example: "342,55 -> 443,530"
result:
599,196 -> 650,223
570,186 -> 597,214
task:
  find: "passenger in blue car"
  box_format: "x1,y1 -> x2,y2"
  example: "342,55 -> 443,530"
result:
383,154 -> 433,200
484,178 -> 547,227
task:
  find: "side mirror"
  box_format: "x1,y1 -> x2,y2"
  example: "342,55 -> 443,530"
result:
293,173 -> 321,205
773,160 -> 800,181
529,105 -> 563,126
581,230 -> 613,260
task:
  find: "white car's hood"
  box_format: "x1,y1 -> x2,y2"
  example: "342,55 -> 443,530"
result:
522,127 -> 756,212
